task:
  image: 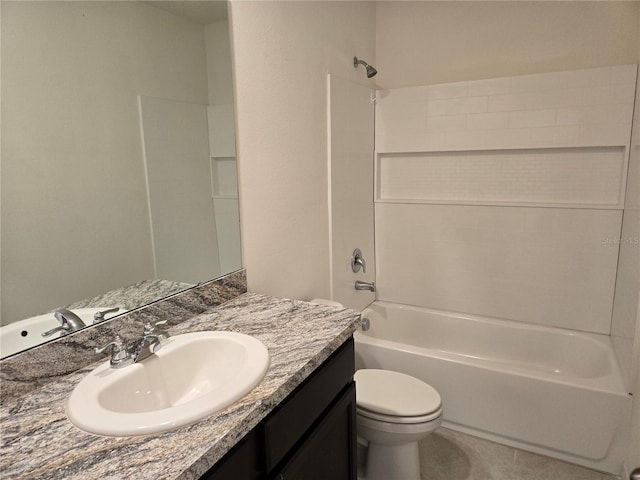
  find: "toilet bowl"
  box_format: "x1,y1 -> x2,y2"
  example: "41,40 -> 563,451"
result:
355,369 -> 443,480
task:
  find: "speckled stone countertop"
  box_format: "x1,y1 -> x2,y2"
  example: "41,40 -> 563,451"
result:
0,293 -> 360,480
65,279 -> 193,311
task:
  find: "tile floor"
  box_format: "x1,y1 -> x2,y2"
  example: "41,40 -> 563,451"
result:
418,427 -> 617,480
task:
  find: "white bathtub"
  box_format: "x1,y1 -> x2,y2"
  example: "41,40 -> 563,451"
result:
354,301 -> 632,474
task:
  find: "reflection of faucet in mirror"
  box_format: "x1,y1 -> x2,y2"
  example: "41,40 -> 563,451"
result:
41,309 -> 87,337
93,307 -> 120,324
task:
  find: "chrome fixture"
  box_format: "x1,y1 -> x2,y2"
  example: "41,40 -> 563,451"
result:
95,336 -> 134,368
134,320 -> 170,363
93,307 -> 120,324
41,308 -> 87,337
353,57 -> 377,78
351,248 -> 367,273
361,317 -> 370,331
355,280 -> 376,292
630,468 -> 640,480
95,320 -> 170,368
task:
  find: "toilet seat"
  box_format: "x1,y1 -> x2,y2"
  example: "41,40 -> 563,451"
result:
355,369 -> 442,424
357,405 -> 443,424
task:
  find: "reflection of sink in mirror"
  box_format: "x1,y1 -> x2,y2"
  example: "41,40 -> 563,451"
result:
66,331 -> 269,437
0,307 -> 125,359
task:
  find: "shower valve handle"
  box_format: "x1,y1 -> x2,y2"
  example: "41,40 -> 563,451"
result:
351,248 -> 367,274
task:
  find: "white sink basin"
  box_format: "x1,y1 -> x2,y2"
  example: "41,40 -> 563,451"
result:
0,307 -> 125,359
66,331 -> 269,437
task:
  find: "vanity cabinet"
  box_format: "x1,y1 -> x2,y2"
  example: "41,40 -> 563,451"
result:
202,338 -> 357,480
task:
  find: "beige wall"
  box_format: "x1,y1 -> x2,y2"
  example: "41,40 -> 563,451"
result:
1,2 -> 209,323
229,0 -> 376,300
376,1 -> 639,88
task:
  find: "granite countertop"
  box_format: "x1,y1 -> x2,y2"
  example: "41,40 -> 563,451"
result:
0,293 -> 360,480
65,279 -> 194,312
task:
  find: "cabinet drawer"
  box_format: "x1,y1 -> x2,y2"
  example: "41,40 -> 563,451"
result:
263,338 -> 355,473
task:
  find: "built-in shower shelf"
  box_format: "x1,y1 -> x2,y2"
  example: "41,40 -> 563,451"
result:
376,146 -> 626,209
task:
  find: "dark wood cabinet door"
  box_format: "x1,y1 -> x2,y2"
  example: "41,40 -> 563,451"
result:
271,382 -> 357,480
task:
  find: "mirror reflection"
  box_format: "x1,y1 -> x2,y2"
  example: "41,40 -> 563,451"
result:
0,0 -> 241,358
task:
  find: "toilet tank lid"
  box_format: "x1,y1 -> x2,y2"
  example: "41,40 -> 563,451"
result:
354,369 -> 442,417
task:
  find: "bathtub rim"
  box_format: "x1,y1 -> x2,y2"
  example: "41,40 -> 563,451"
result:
357,300 -> 628,395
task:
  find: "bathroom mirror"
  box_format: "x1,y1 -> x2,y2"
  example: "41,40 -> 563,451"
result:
0,0 -> 241,358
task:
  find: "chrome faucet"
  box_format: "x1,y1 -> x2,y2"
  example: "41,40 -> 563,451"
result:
355,280 -> 376,292
42,308 -> 87,337
95,320 -> 170,368
95,336 -> 134,368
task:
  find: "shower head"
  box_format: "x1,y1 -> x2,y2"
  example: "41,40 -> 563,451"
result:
354,57 -> 377,78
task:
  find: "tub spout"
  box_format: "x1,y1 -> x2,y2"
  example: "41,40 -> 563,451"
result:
355,280 -> 376,292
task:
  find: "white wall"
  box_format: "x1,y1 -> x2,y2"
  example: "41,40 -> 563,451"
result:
230,0 -> 640,303
205,17 -> 242,276
139,97 -> 220,283
1,2 -> 210,324
613,65 -> 640,388
205,19 -> 235,106
229,0 -> 376,300
328,75 -> 376,310
376,1 -> 639,88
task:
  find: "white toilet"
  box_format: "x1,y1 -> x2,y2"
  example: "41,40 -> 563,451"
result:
354,369 -> 443,480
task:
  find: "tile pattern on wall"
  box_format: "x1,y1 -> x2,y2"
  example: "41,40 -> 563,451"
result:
374,65 -> 637,334
378,147 -> 625,208
376,64 -> 636,153
375,203 -> 621,333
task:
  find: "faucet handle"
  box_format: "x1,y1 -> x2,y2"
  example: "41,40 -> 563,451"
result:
95,336 -> 133,368
351,248 -> 367,274
93,307 -> 120,324
41,325 -> 68,337
143,320 -> 170,341
95,336 -> 124,354
143,319 -> 168,333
